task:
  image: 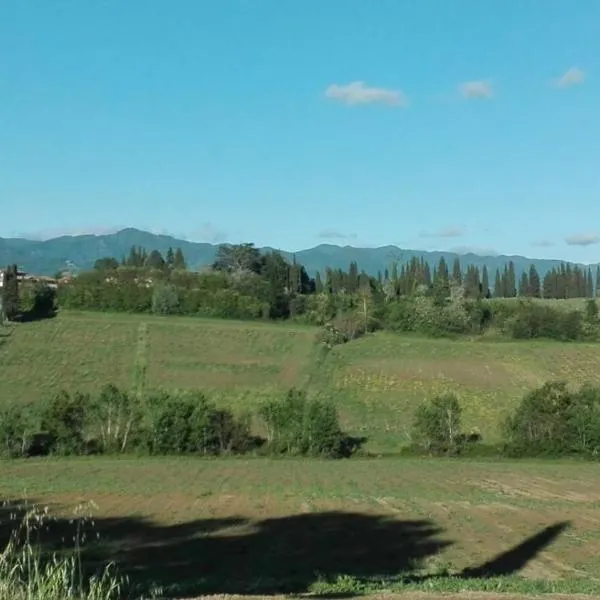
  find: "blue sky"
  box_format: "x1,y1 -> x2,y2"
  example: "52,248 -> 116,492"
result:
1,1 -> 599,262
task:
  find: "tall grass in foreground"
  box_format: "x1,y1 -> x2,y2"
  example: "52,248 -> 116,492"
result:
0,500 -> 132,600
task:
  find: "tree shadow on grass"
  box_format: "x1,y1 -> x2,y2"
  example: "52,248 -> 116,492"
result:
0,498 -> 570,598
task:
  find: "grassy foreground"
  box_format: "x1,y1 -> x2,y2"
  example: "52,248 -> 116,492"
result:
3,311 -> 600,452
1,457 -> 600,597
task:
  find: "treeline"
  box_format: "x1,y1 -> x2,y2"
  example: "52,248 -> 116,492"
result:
410,381 -> 600,460
0,386 -> 360,459
20,243 -> 600,342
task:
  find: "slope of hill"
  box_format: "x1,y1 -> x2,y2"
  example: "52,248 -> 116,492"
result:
0,227 -> 596,278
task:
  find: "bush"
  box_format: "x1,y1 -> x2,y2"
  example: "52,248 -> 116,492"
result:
0,402 -> 39,457
151,282 -> 180,315
88,384 -> 142,453
412,393 -> 469,455
503,381 -> 600,457
39,391 -> 89,456
20,282 -> 57,320
142,391 -> 251,455
259,389 -> 346,457
507,300 -> 584,341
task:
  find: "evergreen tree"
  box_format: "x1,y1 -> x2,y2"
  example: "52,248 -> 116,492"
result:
451,257 -> 462,285
528,265 -> 541,298
507,261 -> 516,298
518,271 -> 529,296
596,266 -> 600,298
494,269 -> 502,298
145,250 -> 166,270
1,264 -> 20,321
348,261 -> 359,293
481,265 -> 490,298
173,248 -> 187,270
166,247 -> 175,268
315,271 -> 323,294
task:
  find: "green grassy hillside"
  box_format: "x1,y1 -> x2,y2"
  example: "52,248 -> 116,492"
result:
2,311 -> 600,453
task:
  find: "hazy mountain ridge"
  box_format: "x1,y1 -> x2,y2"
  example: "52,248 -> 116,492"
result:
0,227 -> 596,279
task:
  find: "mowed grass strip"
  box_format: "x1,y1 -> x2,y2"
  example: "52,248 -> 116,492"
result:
1,457 -> 600,594
144,318 -> 315,392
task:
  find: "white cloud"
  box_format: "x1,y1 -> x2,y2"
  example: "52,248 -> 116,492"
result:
459,80 -> 493,100
554,67 -> 586,88
449,245 -> 498,256
325,81 -> 408,107
565,232 -> 599,246
316,229 -> 358,240
189,222 -> 227,244
531,240 -> 555,248
418,226 -> 465,239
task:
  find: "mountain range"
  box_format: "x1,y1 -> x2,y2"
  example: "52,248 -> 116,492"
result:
1,227 -> 597,280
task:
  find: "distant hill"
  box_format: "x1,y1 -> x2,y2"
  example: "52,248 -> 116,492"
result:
1,227 -> 597,279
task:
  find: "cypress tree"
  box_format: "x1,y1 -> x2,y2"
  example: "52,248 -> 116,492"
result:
173,248 -> 187,270
451,257 -> 462,285
1,264 -> 20,321
528,265 -> 541,298
481,265 -> 490,298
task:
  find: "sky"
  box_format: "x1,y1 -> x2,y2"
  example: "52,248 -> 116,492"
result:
1,1 -> 599,262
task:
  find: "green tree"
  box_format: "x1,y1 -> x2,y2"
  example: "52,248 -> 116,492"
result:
315,271 -> 323,294
145,250 -> 166,270
1,265 -> 20,321
481,265 -> 490,298
413,393 -> 463,455
93,257 -> 119,271
166,247 -> 175,269
528,265 -> 541,298
152,283 -> 180,315
493,269 -> 503,298
518,271 -> 529,297
213,243 -> 262,274
173,247 -> 187,270
451,257 -> 462,285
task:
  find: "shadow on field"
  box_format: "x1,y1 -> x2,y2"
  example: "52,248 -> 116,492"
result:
0,498 -> 570,598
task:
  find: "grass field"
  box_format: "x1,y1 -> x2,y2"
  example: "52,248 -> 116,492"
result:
2,310 -> 600,453
1,457 -> 600,597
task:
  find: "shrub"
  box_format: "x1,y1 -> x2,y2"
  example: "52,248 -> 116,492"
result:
507,301 -> 584,341
39,391 -> 88,456
412,393 -> 470,455
0,402 -> 39,457
142,391 -> 251,455
259,389 -> 345,457
151,282 -> 180,315
504,381 -> 600,457
88,384 -> 142,453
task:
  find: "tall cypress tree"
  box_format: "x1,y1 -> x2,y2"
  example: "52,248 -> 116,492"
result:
528,265 -> 541,298
518,271 -> 529,296
494,269 -> 503,298
481,265 -> 490,298
507,261 -> 516,298
596,266 -> 600,298
451,257 -> 462,285
1,265 -> 20,321
173,248 -> 187,270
